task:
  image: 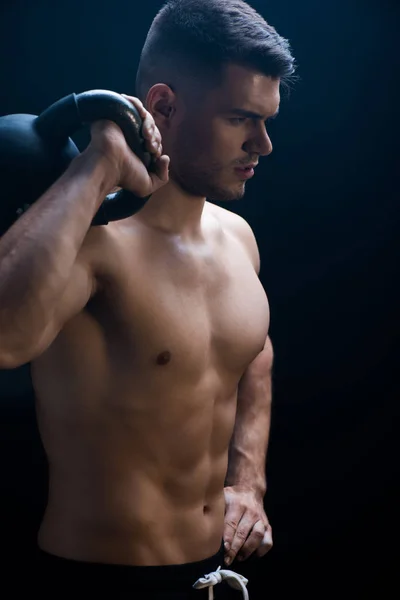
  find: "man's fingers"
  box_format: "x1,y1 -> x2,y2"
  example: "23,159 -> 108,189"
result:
236,520 -> 267,561
224,515 -> 255,566
223,506 -> 244,550
223,522 -> 235,551
120,94 -> 157,141
120,94 -> 162,160
121,94 -> 147,120
255,526 -> 273,558
149,154 -> 170,187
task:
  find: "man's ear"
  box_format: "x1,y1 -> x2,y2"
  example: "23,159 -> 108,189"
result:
146,84 -> 176,128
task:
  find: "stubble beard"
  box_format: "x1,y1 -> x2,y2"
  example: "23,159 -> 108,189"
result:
170,151 -> 246,202
169,125 -> 246,202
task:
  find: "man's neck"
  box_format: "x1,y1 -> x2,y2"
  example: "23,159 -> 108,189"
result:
137,178 -> 207,240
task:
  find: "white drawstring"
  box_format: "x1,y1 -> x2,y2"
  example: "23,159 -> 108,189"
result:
193,565 -> 249,600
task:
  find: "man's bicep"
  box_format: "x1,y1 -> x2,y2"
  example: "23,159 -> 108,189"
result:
55,256 -> 97,328
31,255 -> 96,361
240,335 -> 274,387
36,224 -> 117,359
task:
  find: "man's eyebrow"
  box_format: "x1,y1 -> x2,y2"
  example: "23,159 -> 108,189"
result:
229,107 -> 280,120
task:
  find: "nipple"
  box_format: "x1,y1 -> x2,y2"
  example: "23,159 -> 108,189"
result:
156,351 -> 172,366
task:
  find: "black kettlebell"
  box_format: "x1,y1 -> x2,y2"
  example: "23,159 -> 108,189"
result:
0,89 -> 152,236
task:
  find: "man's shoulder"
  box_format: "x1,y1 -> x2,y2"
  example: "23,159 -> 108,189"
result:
78,219 -> 132,291
205,201 -> 252,234
205,202 -> 260,274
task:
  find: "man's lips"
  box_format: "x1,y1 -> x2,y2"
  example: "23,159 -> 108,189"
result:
237,163 -> 258,169
234,164 -> 257,179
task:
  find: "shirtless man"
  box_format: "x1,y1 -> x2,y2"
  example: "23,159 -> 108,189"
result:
0,0 -> 295,597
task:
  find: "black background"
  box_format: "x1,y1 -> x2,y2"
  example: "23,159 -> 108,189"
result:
0,0 -> 398,596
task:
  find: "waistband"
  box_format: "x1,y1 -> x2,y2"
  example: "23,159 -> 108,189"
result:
36,541 -> 226,592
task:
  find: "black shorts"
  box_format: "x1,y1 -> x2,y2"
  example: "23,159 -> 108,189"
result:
33,541 -> 245,599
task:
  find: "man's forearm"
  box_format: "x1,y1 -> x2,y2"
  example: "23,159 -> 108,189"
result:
225,338 -> 273,498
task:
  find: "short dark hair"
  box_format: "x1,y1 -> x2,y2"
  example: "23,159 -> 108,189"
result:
135,0 -> 296,102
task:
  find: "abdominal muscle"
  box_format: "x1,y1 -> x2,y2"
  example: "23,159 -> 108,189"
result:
32,336 -> 238,566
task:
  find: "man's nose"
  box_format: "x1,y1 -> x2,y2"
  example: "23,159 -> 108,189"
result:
244,124 -> 273,157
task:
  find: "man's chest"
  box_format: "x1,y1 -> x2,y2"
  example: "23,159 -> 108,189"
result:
94,231 -> 269,378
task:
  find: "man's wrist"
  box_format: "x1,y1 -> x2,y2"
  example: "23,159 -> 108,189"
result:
224,481 -> 267,500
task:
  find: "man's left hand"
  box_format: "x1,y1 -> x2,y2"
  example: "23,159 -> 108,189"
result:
223,486 -> 273,566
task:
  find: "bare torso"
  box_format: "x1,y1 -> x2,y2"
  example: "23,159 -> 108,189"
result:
31,202 -> 269,566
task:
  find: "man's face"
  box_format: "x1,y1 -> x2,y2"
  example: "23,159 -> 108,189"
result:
167,64 -> 281,202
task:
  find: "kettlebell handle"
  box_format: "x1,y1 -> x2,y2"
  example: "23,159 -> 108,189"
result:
36,89 -> 152,226
36,90 -> 150,168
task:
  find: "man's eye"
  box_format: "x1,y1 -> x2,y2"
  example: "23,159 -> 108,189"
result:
229,118 -> 246,125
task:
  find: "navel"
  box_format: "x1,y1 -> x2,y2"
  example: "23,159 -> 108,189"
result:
156,350 -> 172,366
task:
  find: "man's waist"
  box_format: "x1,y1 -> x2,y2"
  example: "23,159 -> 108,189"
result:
38,499 -> 224,566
